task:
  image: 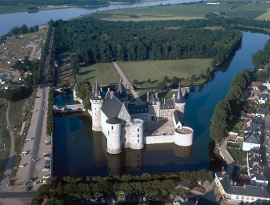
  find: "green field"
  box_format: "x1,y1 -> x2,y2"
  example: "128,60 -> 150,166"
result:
98,3 -> 236,21
225,3 -> 270,19
118,59 -> 213,87
0,105 -> 10,180
256,8 -> 270,20
78,63 -> 120,85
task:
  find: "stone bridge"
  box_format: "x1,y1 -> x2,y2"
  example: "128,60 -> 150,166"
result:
53,104 -> 85,113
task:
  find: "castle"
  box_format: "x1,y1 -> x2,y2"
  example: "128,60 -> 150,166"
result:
75,78 -> 193,155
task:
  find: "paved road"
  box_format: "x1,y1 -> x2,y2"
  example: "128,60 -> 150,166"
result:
0,103 -> 16,191
112,62 -> 142,103
27,87 -> 46,183
0,191 -> 37,198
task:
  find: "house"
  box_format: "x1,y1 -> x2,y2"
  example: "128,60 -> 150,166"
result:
258,93 -> 269,104
256,108 -> 267,118
242,132 -> 261,151
215,170 -> 270,204
251,82 -> 262,91
247,151 -> 269,187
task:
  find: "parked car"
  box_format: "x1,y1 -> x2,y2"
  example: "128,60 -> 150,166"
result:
42,168 -> 50,172
43,175 -> 50,179
43,152 -> 50,156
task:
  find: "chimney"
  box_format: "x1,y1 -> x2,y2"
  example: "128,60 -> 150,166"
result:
261,171 -> 264,175
164,97 -> 166,104
155,92 -> 158,100
234,181 -> 237,186
110,91 -> 114,99
173,96 -> 176,104
261,184 -> 264,190
230,180 -> 233,185
147,92 -> 149,102
243,183 -> 246,189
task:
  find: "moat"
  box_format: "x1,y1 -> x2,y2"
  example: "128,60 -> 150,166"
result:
53,31 -> 269,177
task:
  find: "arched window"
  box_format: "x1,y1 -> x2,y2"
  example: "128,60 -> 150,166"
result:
112,126 -> 113,130
108,131 -> 109,135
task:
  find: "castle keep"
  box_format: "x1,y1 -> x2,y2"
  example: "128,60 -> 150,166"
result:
77,78 -> 193,154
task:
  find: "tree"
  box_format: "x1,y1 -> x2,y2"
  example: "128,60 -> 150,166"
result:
210,99 -> 232,142
163,76 -> 170,83
146,78 -> 151,84
258,85 -> 267,91
191,74 -> 197,82
157,81 -> 166,91
71,54 -> 80,76
133,79 -> 139,85
37,184 -> 50,196
171,76 -> 179,85
45,198 -> 64,205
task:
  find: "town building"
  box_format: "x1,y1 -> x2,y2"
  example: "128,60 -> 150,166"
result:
215,170 -> 270,204
83,78 -> 193,154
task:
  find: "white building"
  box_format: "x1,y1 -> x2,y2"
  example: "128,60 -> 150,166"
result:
80,78 -> 193,154
242,132 -> 261,151
258,93 -> 269,104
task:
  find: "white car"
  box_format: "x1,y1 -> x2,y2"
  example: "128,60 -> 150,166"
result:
18,164 -> 26,168
43,175 -> 50,179
21,151 -> 28,155
42,168 -> 50,172
43,152 -> 51,156
45,156 -> 51,160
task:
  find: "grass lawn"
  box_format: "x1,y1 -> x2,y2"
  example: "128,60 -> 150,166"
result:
227,148 -> 247,166
225,3 -> 270,19
118,59 -> 213,87
0,105 -> 10,179
98,2 -> 236,21
256,7 -> 270,20
78,63 -> 120,85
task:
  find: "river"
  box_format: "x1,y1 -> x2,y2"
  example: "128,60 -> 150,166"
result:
0,0 -> 199,35
53,31 -> 269,177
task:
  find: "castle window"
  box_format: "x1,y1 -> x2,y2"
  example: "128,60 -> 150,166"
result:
108,131 -> 109,135
138,139 -> 139,143
112,126 -> 113,130
137,134 -> 139,138
137,128 -> 139,132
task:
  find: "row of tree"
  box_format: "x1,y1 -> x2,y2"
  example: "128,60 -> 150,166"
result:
7,24 -> 39,36
46,88 -> 53,135
75,80 -> 92,110
53,18 -> 242,65
210,68 -> 252,142
31,170 -> 213,204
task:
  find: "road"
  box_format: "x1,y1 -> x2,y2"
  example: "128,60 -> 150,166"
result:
112,62 -> 142,103
0,103 -> 16,191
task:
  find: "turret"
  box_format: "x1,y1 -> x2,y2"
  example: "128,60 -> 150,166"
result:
174,86 -> 185,115
115,78 -> 128,102
90,78 -> 103,131
130,119 -> 144,150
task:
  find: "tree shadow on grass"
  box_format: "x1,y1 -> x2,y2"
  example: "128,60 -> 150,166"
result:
80,69 -> 94,75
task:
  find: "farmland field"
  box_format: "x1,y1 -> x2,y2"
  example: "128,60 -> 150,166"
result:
78,63 -> 120,85
225,3 -> 270,19
98,3 -> 237,21
118,59 -> 213,87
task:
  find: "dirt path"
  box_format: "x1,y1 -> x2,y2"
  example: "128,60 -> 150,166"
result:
0,103 -> 15,191
112,62 -> 142,102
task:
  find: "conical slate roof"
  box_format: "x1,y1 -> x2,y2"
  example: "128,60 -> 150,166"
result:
116,78 -> 126,96
175,86 -> 185,103
91,78 -> 101,100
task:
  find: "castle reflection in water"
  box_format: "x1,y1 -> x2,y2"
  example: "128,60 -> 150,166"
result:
92,130 -> 192,176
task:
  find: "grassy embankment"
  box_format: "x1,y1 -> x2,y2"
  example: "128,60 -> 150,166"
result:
0,105 -> 10,179
78,59 -> 213,88
94,2 -> 238,21
8,89 -> 36,178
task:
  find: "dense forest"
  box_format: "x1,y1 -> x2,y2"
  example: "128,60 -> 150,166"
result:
53,18 -> 242,65
0,0 -> 138,6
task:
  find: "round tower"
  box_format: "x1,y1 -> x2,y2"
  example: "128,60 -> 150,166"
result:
91,78 -> 103,131
106,117 -> 122,154
174,126 -> 193,147
130,119 -> 144,150
174,86 -> 185,115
